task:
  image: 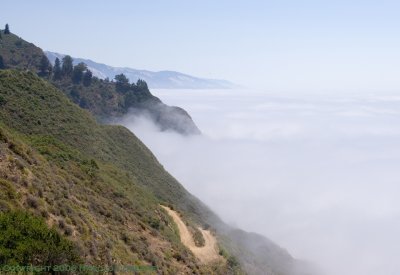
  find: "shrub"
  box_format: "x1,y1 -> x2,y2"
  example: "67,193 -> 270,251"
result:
64,225 -> 73,236
0,95 -> 6,106
0,200 -> 11,212
192,227 -> 205,247
40,209 -> 49,218
14,40 -> 22,47
58,218 -> 66,229
0,179 -> 17,200
227,255 -> 240,268
0,211 -> 81,266
26,196 -> 38,209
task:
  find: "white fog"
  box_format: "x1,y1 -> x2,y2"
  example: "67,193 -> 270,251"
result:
120,89 -> 400,275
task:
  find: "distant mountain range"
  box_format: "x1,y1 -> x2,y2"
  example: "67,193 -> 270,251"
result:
45,51 -> 236,89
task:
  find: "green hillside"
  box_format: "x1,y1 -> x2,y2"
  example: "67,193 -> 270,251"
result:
0,70 -> 234,273
0,29 -> 46,72
0,71 -> 311,275
0,29 -> 200,135
0,26 -> 311,275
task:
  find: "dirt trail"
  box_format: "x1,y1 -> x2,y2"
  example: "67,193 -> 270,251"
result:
161,205 -> 221,263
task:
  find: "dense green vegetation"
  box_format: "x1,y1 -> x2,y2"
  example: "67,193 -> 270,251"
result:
0,26 -> 46,73
0,211 -> 81,267
0,70 -> 194,205
0,25 -> 200,135
49,56 -> 200,134
0,70 -> 235,274
0,25 -> 306,275
50,59 -> 156,117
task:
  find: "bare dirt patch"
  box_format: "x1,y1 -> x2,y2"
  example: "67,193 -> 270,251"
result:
160,205 -> 222,264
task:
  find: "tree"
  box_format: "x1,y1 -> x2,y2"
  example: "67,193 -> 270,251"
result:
72,62 -> 87,84
4,24 -> 10,34
61,55 -> 73,77
83,69 -> 93,86
114,73 -> 130,93
79,97 -> 89,108
53,58 -> 62,80
136,79 -> 148,89
39,56 -> 51,77
123,90 -> 138,109
0,55 -> 5,69
70,89 -> 81,104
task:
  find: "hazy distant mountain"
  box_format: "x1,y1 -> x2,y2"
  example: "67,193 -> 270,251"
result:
45,51 -> 236,89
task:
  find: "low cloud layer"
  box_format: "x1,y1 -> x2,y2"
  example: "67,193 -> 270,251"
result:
120,89 -> 400,275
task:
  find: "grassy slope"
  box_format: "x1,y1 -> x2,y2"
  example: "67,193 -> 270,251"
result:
0,31 -> 310,274
0,30 -> 200,135
51,75 -> 201,135
0,30 -> 45,72
0,70 -> 201,211
0,69 -> 307,275
0,70 -> 235,274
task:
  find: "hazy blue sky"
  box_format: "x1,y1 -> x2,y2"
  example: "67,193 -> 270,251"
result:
2,0 -> 400,92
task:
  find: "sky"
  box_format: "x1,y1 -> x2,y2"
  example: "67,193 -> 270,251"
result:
122,88 -> 400,275
3,2 -> 400,274
2,0 -> 400,92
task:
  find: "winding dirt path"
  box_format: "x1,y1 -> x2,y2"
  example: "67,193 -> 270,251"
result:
161,205 -> 221,263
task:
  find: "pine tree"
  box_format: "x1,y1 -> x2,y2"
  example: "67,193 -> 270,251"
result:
61,55 -> 73,77
53,58 -> 62,80
83,69 -> 93,86
114,73 -> 130,93
136,79 -> 148,89
72,62 -> 87,84
4,24 -> 10,34
39,56 -> 51,77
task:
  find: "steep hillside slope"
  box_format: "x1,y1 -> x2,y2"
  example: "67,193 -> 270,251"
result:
46,51 -> 236,89
49,71 -> 200,135
0,30 -> 200,135
161,205 -> 222,264
0,70 -> 233,273
0,30 -> 46,72
0,69 -> 314,275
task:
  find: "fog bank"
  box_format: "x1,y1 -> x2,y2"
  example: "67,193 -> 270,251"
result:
120,89 -> 400,275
